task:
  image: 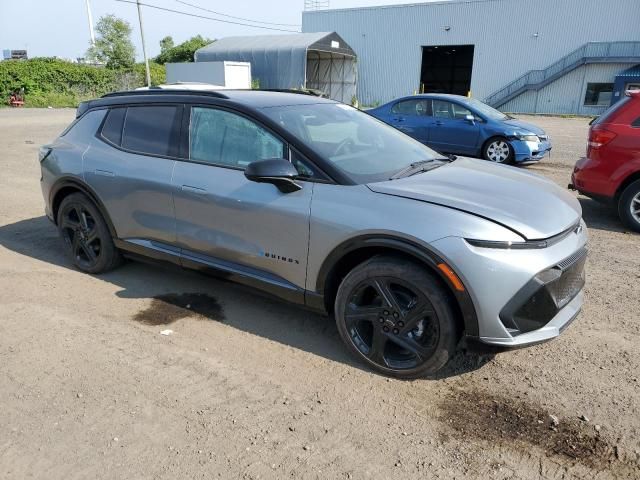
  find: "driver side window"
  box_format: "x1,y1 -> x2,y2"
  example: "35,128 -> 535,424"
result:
189,107 -> 285,169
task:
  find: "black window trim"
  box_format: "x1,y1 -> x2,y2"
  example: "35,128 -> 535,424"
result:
88,95 -> 345,185
180,103 -> 334,184
96,103 -> 185,161
632,116 -> 640,128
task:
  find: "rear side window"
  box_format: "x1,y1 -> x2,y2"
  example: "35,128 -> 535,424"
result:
632,116 -> 640,128
121,105 -> 182,157
391,99 -> 430,116
101,107 -> 126,145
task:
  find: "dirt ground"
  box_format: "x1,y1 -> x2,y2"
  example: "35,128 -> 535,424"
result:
0,109 -> 638,480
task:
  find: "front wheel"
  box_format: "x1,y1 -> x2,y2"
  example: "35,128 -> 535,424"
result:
334,256 -> 460,378
483,137 -> 514,164
618,180 -> 640,233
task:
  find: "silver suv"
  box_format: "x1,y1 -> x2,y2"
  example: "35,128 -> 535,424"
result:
40,90 -> 587,378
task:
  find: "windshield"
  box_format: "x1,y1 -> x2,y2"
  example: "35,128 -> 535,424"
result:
463,98 -> 509,121
259,103 -> 443,183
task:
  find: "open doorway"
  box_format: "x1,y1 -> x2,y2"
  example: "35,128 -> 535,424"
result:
420,45 -> 474,96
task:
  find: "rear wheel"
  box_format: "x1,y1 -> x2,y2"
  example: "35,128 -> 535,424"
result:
618,180 -> 640,233
483,137 -> 514,164
57,193 -> 122,273
334,256 -> 459,378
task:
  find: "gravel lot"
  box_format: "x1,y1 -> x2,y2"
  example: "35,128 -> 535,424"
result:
1,109 -> 638,479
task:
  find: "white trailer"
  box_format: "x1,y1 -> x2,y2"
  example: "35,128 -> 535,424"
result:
165,61 -> 252,89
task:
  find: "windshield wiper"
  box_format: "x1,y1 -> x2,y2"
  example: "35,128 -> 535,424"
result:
390,158 -> 449,180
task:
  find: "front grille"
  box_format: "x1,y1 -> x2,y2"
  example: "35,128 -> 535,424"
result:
500,248 -> 587,334
557,247 -> 587,270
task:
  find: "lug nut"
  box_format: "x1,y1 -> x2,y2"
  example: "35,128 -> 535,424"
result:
393,328 -> 399,335
383,310 -> 389,316
379,317 -> 384,323
398,321 -> 404,327
383,326 -> 390,332
393,312 -> 399,318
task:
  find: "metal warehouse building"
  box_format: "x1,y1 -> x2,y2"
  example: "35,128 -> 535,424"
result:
301,0 -> 640,115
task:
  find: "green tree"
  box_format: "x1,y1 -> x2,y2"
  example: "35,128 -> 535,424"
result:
159,36 -> 175,54
86,15 -> 136,69
155,35 -> 213,64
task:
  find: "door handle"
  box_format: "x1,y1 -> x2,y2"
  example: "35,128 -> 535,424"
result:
393,117 -> 405,123
94,169 -> 114,177
181,185 -> 206,194
434,121 -> 443,126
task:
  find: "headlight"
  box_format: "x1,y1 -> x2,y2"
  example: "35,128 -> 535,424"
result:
465,238 -> 548,249
515,134 -> 540,142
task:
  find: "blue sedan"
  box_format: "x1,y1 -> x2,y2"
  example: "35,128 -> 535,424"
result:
367,94 -> 551,164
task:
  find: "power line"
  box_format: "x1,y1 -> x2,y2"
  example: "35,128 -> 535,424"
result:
114,0 -> 301,33
175,0 -> 301,27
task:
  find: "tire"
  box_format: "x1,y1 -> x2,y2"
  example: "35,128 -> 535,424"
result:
618,180 -> 640,233
483,137 -> 514,164
56,193 -> 122,273
334,256 -> 460,378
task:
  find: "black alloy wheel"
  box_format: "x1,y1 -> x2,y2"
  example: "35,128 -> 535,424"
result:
57,193 -> 121,273
335,256 -> 459,378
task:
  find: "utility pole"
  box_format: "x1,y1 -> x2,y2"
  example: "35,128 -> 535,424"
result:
136,0 -> 152,87
85,0 -> 96,46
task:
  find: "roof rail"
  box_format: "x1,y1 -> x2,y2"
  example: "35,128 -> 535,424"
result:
256,88 -> 329,98
101,89 -> 229,99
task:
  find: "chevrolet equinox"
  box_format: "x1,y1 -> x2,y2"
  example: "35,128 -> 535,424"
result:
39,90 -> 588,378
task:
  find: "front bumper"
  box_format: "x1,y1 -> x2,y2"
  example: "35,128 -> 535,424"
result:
431,219 -> 587,348
480,290 -> 582,346
511,139 -> 552,163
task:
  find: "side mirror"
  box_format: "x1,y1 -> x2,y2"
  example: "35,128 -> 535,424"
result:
244,158 -> 302,193
465,114 -> 476,124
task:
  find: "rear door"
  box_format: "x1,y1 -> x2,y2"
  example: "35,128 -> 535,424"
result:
85,105 -> 181,248
386,99 -> 431,144
428,100 -> 480,154
171,105 -> 313,293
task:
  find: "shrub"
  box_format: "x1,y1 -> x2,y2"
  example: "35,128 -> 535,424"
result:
0,58 -> 165,107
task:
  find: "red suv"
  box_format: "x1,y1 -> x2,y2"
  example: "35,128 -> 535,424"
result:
571,90 -> 640,231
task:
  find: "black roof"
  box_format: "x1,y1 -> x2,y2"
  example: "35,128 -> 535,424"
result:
90,89 -> 337,110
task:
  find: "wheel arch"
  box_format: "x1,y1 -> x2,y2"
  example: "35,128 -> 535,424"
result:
314,235 -> 479,336
50,177 -> 118,238
615,170 -> 640,201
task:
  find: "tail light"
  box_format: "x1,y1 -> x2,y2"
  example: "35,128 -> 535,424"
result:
588,128 -> 617,148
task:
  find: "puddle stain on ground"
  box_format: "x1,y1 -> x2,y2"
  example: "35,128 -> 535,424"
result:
441,389 -> 639,475
133,293 -> 225,325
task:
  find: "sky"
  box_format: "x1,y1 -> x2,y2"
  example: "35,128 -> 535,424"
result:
0,0 -> 434,61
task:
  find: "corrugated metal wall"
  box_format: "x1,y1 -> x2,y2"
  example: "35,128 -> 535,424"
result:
502,63 -> 633,115
302,0 -> 640,112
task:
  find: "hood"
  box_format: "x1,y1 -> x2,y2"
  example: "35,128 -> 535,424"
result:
501,118 -> 546,136
367,158 -> 581,240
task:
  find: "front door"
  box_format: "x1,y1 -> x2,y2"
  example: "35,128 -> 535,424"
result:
171,105 -> 312,293
427,100 -> 480,155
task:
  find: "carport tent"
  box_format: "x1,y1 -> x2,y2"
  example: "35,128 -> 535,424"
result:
195,32 -> 357,103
